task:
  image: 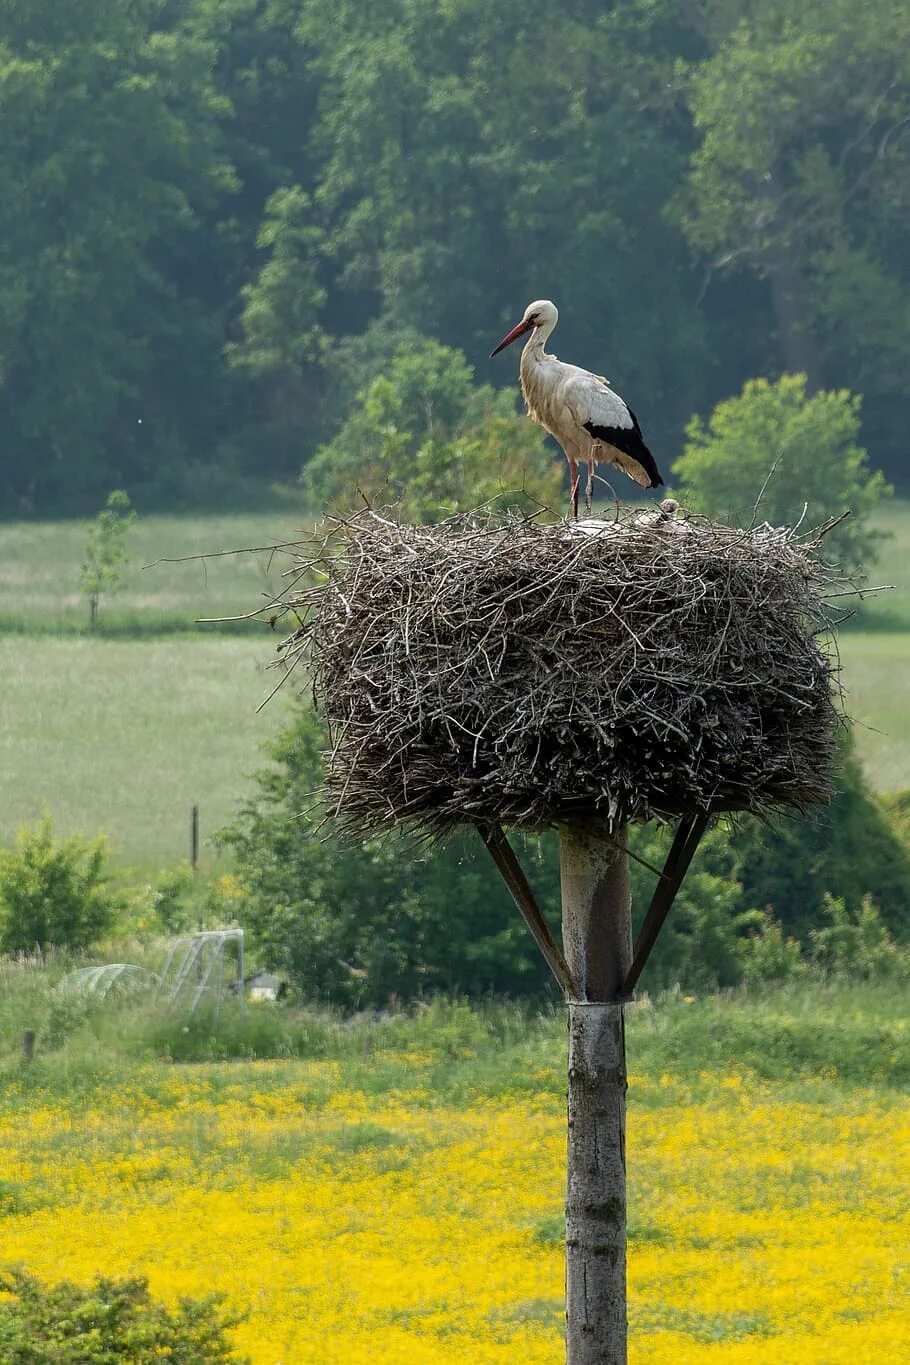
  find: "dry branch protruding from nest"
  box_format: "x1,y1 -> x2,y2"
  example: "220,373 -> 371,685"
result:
268,505 -> 845,837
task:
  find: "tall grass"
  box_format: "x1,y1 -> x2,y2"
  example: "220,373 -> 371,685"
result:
3,973 -> 907,1103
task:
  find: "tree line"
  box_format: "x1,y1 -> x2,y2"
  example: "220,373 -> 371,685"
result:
1,0 -> 908,513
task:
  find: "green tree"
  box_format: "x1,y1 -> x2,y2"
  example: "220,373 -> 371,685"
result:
809,893 -> 910,980
706,740 -> 910,944
79,489 -> 137,626
676,0 -> 910,473
221,702 -> 910,1006
738,912 -> 807,986
673,375 -> 890,570
0,816 -> 122,952
300,0 -> 713,458
218,708 -> 555,1005
226,186 -> 329,474
302,338 -> 562,521
0,0 -> 236,508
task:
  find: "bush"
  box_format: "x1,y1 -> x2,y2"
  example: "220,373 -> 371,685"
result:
738,912 -> 808,985
673,375 -> 890,572
721,740 -> 910,943
220,706 -> 568,1005
150,864 -> 196,934
301,337 -> 561,521
0,1270 -> 246,1363
627,824 -> 759,993
0,817 -> 122,952
810,894 -> 910,981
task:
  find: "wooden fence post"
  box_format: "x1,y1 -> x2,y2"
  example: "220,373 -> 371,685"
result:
560,822 -> 632,1365
191,805 -> 199,872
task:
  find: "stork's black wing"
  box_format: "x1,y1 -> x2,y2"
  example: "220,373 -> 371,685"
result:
583,407 -> 663,489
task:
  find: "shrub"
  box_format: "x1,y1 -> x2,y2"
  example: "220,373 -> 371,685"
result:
738,912 -> 807,985
673,375 -> 890,572
150,864 -> 196,934
79,489 -> 138,627
0,1270 -> 246,1363
627,824 -> 759,993
221,712 -> 909,1005
301,337 -> 561,521
722,740 -> 910,943
810,894 -> 910,981
0,817 -> 122,952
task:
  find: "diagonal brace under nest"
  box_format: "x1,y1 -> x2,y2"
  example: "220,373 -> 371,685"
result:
478,823 -> 577,996
622,812 -> 710,996
478,814 -> 710,999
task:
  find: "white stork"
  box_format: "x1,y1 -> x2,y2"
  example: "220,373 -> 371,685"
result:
490,299 -> 663,518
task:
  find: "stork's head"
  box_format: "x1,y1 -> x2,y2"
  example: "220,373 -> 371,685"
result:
490,299 -> 558,357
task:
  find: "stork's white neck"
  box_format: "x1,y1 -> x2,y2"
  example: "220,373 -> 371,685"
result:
523,315 -> 556,365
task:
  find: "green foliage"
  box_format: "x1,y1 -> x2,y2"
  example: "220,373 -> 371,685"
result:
218,708 -> 557,1006
738,912 -> 807,986
0,1270 -> 246,1363
0,0 -> 237,509
302,338 -> 561,521
79,490 -> 138,624
226,186 -> 329,473
677,0 -> 910,468
0,0 -> 906,508
627,825 -> 759,993
883,790 -> 910,855
673,375 -> 890,570
809,893 -> 910,981
0,817 -> 121,952
724,741 -> 910,943
151,865 -> 196,934
219,707 -> 774,1004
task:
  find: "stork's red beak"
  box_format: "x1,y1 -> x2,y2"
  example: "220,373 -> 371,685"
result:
490,317 -> 533,357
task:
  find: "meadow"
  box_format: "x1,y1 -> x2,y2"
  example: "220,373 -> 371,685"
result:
0,502 -> 907,874
0,976 -> 906,1364
0,512 -> 301,870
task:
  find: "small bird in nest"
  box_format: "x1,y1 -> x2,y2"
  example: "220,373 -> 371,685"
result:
491,298 -> 663,518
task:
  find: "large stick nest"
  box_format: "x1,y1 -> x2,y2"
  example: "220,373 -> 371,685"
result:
269,505 -> 846,837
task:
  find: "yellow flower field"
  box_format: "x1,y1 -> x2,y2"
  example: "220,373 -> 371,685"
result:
1,1047 -> 907,1363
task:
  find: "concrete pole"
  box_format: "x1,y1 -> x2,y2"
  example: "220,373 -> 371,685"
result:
560,822 -> 632,1365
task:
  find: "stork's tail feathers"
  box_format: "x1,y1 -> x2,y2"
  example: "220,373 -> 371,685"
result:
582,417 -> 663,490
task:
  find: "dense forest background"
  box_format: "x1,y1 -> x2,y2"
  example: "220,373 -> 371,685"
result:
1,0 -> 908,514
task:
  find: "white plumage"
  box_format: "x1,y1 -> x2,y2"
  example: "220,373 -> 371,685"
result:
491,299 -> 663,517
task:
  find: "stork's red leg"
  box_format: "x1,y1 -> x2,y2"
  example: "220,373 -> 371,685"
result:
585,458 -> 595,513
568,457 -> 579,521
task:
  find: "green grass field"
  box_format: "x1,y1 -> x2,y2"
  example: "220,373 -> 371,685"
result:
0,512 -> 315,867
850,498 -> 910,631
0,502 -> 906,870
0,510 -> 314,634
0,636 -> 285,871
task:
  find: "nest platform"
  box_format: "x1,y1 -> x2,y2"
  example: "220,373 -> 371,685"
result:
270,505 -> 844,837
